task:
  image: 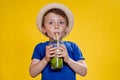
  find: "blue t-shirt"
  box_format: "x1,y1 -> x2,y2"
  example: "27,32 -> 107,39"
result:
32,41 -> 85,80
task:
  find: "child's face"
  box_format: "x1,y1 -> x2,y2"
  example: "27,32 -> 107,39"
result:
42,12 -> 68,41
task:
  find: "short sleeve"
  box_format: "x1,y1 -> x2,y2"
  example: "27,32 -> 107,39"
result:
71,42 -> 85,61
31,44 -> 42,60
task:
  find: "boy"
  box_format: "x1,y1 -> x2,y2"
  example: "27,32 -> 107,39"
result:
29,3 -> 87,80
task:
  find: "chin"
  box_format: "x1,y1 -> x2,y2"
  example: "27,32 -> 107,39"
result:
49,36 -> 56,41
53,37 -> 57,41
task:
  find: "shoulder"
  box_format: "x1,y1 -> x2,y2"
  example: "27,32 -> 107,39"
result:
35,41 -> 49,47
64,41 -> 81,52
34,41 -> 49,50
64,41 -> 78,47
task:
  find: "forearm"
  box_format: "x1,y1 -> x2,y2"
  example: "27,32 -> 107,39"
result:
67,58 -> 87,76
29,58 -> 48,78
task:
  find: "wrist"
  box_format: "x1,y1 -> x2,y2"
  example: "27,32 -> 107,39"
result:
65,57 -> 72,64
43,57 -> 49,64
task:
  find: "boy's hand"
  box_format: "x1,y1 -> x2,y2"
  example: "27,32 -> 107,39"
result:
44,45 -> 56,62
57,45 -> 71,63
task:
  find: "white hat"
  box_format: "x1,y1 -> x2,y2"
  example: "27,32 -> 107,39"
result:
36,3 -> 74,37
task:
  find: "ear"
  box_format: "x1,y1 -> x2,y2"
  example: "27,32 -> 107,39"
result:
64,27 -> 69,35
42,27 -> 46,34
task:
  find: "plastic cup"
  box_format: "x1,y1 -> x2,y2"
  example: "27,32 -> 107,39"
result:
49,40 -> 63,70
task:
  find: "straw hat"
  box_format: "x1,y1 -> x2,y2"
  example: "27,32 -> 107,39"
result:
36,3 -> 74,37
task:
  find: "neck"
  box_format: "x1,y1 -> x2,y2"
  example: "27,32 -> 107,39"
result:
49,38 -> 62,42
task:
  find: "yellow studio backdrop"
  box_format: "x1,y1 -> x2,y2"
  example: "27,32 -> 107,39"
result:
0,0 -> 120,80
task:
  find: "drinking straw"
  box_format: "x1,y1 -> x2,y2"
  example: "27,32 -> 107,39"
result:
56,33 -> 60,47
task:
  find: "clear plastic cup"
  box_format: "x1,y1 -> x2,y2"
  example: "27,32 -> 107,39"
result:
49,40 -> 63,70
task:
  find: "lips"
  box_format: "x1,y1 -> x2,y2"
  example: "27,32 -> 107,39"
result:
54,32 -> 59,34
52,32 -> 60,40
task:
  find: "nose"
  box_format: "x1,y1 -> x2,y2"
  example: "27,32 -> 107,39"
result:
55,25 -> 59,29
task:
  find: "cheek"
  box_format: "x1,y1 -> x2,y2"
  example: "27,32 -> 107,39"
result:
59,29 -> 66,36
61,27 -> 66,33
46,28 -> 54,34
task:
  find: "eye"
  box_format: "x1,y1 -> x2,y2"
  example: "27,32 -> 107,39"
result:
48,21 -> 53,25
60,21 -> 64,24
59,21 -> 64,25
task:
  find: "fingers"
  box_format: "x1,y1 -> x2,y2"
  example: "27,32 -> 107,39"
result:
57,54 -> 64,58
47,45 -> 57,50
45,45 -> 57,60
50,54 -> 56,58
46,45 -> 52,50
60,44 -> 66,49
46,45 -> 57,54
59,44 -> 66,51
45,44 -> 67,60
56,45 -> 68,58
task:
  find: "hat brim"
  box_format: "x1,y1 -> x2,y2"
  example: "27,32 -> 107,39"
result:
36,3 -> 74,37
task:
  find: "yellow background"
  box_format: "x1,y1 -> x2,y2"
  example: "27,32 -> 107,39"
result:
0,0 -> 120,80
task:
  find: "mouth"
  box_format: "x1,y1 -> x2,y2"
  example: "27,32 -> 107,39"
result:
53,32 -> 60,40
54,32 -> 60,36
54,32 -> 59,34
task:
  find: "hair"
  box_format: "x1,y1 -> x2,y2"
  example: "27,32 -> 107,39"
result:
42,8 -> 68,27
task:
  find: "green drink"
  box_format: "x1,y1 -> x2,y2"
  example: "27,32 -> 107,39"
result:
51,56 -> 63,70
49,40 -> 63,70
